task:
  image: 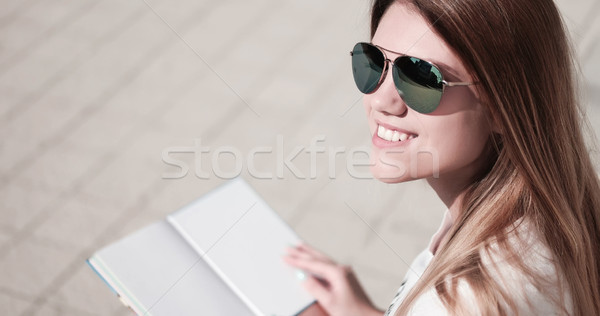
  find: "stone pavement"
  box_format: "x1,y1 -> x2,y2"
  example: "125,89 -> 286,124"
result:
0,0 -> 598,315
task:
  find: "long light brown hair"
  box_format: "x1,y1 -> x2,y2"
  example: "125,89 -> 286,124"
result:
370,0 -> 600,315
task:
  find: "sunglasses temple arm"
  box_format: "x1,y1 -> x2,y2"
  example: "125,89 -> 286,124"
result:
443,80 -> 477,87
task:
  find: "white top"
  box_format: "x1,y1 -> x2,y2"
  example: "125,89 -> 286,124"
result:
383,210 -> 573,316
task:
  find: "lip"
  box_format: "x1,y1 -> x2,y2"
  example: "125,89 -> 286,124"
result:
371,120 -> 418,148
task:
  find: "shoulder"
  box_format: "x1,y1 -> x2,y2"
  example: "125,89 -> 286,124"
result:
409,217 -> 572,315
407,278 -> 478,315
408,293 -> 449,315
408,280 -> 481,316
479,216 -> 573,314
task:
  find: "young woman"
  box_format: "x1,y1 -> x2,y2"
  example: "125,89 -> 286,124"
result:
282,0 -> 600,315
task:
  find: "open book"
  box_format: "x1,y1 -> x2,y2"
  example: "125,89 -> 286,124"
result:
87,178 -> 316,315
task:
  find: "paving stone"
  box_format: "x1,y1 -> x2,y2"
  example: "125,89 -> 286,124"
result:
112,304 -> 135,316
212,1 -> 339,100
582,36 -> 600,90
40,13 -> 170,110
15,141 -> 100,193
0,0 -> 38,23
181,0 -> 273,58
0,50 -> 73,97
96,41 -> 206,120
0,182 -> 59,232
555,0 -> 598,42
0,0 -> 94,64
79,130 -> 171,208
0,237 -> 77,298
291,178 -> 375,263
0,0 -> 148,108
0,292 -> 31,316
154,74 -> 244,139
32,302 -> 99,316
141,0 -> 203,27
33,194 -> 123,250
59,105 -> 140,155
46,262 -> 123,316
0,230 -> 10,248
352,264 -> 404,310
0,136 -> 40,177
0,83 -> 27,118
348,180 -> 445,277
0,93 -> 81,156
353,225 -> 427,281
146,176 -> 225,220
57,0 -> 146,44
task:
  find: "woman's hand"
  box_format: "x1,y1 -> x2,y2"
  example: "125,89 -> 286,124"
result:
282,242 -> 384,316
297,301 -> 329,316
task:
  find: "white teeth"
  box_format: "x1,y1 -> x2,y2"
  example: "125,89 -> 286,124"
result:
384,129 -> 393,141
377,124 -> 416,142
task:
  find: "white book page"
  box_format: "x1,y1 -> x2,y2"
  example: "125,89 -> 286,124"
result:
167,178 -> 315,316
89,221 -> 253,316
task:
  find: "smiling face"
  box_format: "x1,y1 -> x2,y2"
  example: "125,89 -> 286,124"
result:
364,1 -> 493,184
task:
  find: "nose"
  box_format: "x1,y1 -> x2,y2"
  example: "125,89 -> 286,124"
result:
367,60 -> 408,116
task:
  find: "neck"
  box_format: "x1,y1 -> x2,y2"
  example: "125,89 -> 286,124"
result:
425,175 -> 470,255
425,149 -> 494,255
427,147 -> 492,221
427,176 -> 467,221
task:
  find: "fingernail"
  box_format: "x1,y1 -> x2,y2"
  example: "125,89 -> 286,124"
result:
296,270 -> 307,280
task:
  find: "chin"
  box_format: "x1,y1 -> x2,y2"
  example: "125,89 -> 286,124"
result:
369,163 -> 414,184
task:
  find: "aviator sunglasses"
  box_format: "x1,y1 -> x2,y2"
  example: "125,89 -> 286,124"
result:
350,42 -> 476,114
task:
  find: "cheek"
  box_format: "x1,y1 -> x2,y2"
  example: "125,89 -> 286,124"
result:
424,113 -> 491,168
426,88 -> 490,162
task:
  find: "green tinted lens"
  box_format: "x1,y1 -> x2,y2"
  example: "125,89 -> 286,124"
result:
351,43 -> 385,94
393,56 -> 443,114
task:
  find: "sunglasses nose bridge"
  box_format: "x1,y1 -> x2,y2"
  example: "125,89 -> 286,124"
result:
378,58 -> 396,88
384,58 -> 393,68
369,58 -> 409,116
377,58 -> 393,85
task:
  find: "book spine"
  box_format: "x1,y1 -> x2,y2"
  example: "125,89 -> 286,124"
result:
87,256 -> 150,316
166,215 -> 265,316
87,258 -> 118,296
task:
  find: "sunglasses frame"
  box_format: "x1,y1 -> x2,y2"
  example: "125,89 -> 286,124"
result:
350,42 -> 476,111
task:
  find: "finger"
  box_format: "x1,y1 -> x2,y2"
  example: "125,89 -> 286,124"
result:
283,256 -> 334,304
282,255 -> 342,284
285,246 -> 328,262
302,273 -> 332,304
296,243 -> 333,262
